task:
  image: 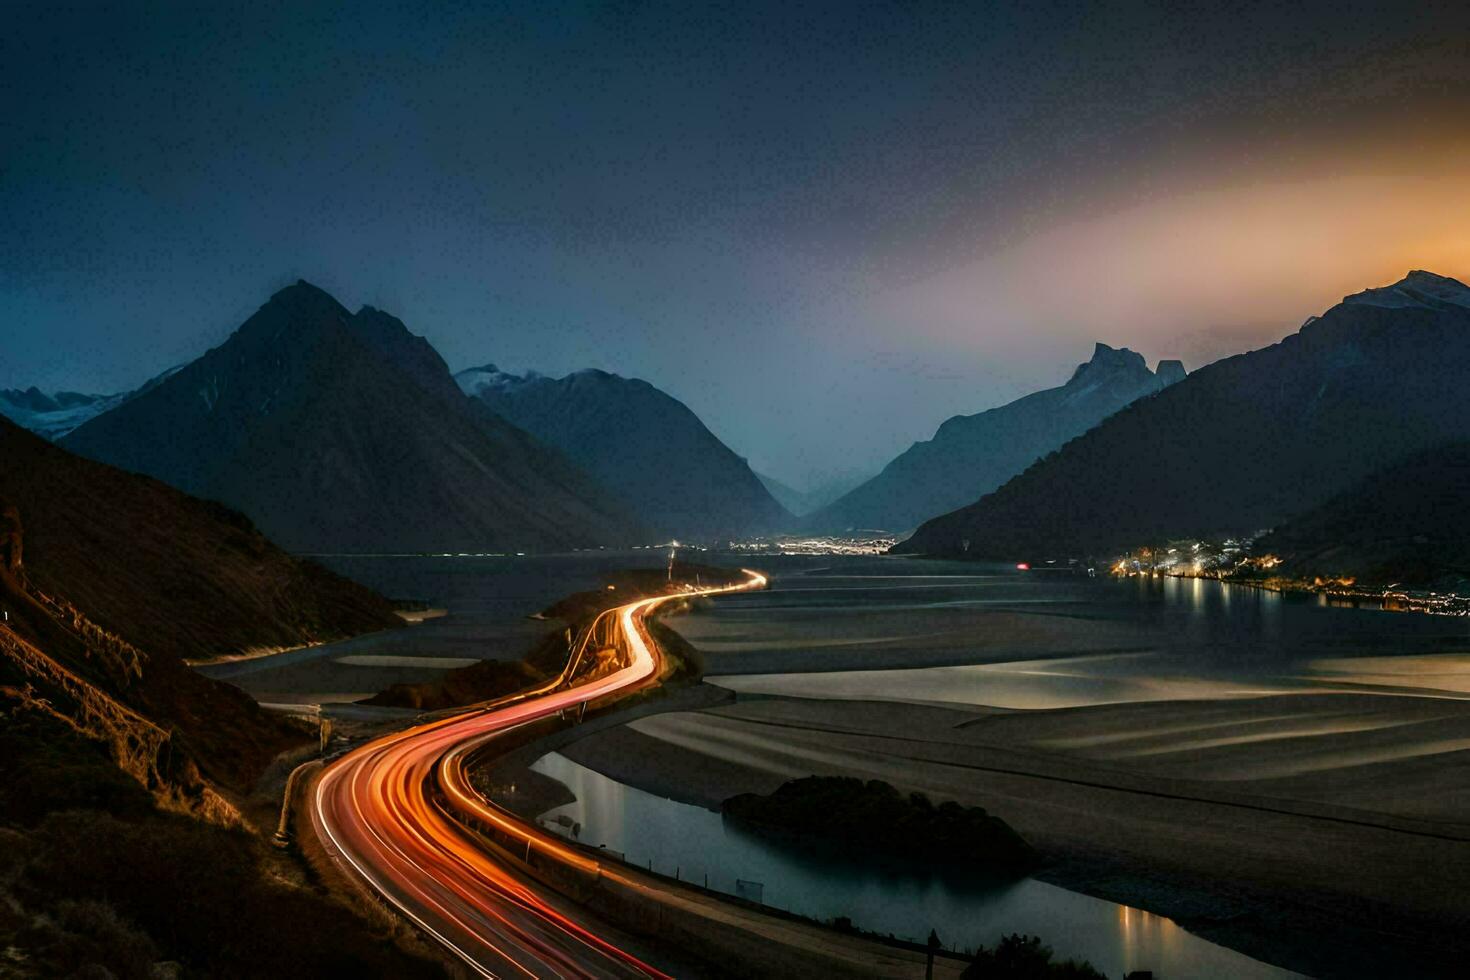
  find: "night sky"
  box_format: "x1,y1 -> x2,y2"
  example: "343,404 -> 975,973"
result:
6,1 -> 1470,486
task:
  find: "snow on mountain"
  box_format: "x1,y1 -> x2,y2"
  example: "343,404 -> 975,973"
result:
455,363 -> 542,397
0,365 -> 186,441
1342,269 -> 1470,312
0,389 -> 125,440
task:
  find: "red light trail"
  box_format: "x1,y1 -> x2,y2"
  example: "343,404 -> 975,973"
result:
312,570 -> 766,978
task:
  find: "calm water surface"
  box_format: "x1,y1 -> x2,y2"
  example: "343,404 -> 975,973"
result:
210,551 -> 1470,707
200,550 -> 680,703
533,751 -> 1301,979
667,557 -> 1470,706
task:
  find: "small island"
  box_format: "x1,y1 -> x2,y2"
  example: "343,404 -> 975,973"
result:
722,776 -> 1039,876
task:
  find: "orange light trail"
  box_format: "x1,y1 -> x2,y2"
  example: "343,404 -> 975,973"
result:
312,570 -> 767,978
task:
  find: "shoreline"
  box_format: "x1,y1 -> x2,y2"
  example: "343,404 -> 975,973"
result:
1117,568 -> 1470,617
247,559 -> 1468,978
543,690 -> 1470,979
184,607 -> 445,668
394,606 -> 448,624
184,637 -> 329,668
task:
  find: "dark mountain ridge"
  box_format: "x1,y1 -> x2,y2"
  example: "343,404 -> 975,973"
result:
1,416 -> 401,791
1254,440 -> 1470,587
457,364 -> 790,540
755,470 -> 870,517
61,282 -> 642,553
808,343 -> 1185,533
0,417 -> 442,978
895,271 -> 1470,559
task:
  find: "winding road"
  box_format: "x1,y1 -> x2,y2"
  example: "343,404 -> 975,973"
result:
312,570 -> 767,979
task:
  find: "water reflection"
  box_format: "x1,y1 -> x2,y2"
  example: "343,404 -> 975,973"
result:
532,752 -> 1300,979
676,565 -> 1470,709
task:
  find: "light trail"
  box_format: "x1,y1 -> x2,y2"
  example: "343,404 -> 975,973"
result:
312,570 -> 767,979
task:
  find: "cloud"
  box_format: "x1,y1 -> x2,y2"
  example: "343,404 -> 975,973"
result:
889,174 -> 1470,370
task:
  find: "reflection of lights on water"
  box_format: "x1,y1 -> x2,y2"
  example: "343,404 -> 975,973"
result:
1118,904 -> 1183,970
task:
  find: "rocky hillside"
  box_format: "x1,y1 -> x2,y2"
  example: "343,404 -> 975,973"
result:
1,416 -> 401,790
458,365 -> 790,540
0,420 -> 442,977
809,343 -> 1185,533
896,271 -> 1470,559
4,417 -> 400,669
1254,441 -> 1470,587
62,282 -> 643,554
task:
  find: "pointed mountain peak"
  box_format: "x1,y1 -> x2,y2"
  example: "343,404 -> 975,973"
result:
355,303 -> 402,323
1068,343 -> 1148,383
267,278 -> 345,310
242,281 -> 352,347
1342,269 -> 1470,313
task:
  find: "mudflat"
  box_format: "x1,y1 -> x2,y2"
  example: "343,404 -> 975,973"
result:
560,690 -> 1470,979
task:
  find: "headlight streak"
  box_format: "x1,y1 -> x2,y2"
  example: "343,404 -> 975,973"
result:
313,570 -> 767,979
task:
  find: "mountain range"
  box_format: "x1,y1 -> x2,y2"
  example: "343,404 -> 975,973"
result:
808,343 -> 1185,533
457,365 -> 790,540
59,282 -> 642,554
896,271 -> 1470,559
0,388 -> 126,440
0,366 -> 181,441
755,470 -> 870,518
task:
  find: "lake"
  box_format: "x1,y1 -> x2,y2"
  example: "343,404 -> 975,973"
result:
215,552 -> 1469,976
663,557 -> 1470,707
532,750 -> 1300,979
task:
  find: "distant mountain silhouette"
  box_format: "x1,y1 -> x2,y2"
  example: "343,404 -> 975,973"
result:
0,388 -> 122,440
808,343 -> 1185,533
896,271 -> 1470,559
457,365 -> 790,540
755,470 -> 870,518
0,366 -> 182,441
62,282 -> 642,553
1255,441 -> 1470,587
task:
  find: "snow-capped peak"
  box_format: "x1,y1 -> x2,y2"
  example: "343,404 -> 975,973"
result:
0,388 -> 129,441
1342,270 -> 1470,313
454,364 -> 540,397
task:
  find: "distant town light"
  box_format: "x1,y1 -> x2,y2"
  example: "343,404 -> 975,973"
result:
1016,562 -> 1030,571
